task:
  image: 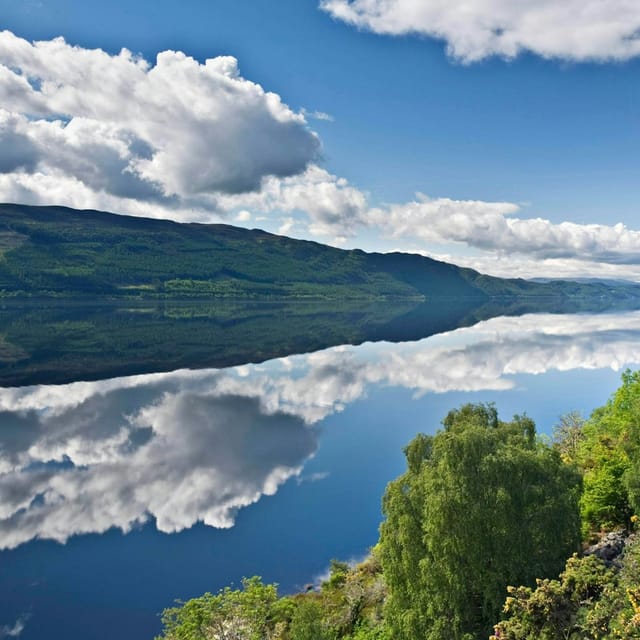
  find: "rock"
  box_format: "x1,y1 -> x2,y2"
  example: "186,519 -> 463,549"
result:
584,530 -> 628,568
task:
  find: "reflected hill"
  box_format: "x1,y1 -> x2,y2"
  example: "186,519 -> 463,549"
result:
2,294 -> 640,387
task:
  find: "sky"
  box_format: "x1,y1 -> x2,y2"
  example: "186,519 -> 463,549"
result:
0,0 -> 639,280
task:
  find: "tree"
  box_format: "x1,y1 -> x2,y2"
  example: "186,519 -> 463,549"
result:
578,369 -> 640,533
156,576 -> 288,640
379,403 -> 582,640
288,599 -> 332,640
553,411 -> 585,463
319,555 -> 387,639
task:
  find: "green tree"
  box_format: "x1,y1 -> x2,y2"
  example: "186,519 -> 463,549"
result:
578,369 -> 640,533
379,403 -> 582,640
319,555 -> 387,639
553,411 -> 585,464
288,598 -> 332,640
156,576 -> 287,640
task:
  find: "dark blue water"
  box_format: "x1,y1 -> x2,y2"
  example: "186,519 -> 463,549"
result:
1,310 -> 640,639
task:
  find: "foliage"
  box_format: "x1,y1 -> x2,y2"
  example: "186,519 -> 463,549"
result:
553,411 -> 586,464
156,557 -> 387,640
379,403 -> 582,640
616,535 -> 640,637
318,554 -> 387,639
493,536 -> 640,639
156,577 -> 288,640
577,369 -> 640,533
287,598 -> 331,640
491,554 -> 617,639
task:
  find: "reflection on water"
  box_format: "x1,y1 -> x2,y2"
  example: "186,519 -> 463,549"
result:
2,311 -> 640,550
1,294 -> 636,387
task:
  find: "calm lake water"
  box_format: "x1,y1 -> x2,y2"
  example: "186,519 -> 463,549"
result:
1,302 -> 640,639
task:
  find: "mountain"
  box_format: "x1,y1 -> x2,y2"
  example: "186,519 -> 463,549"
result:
0,203 -> 638,302
531,277 -> 640,287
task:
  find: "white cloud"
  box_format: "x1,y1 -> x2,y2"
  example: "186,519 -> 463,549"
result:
0,32 -> 364,240
0,31 -> 319,216
320,0 -> 640,63
0,614 -> 29,639
371,194 -> 640,265
278,216 -> 297,236
297,471 -> 330,485
219,165 -> 369,240
301,108 -> 335,122
214,178 -> 640,274
419,252 -> 640,283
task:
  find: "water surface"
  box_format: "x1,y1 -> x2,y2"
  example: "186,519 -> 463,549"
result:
1,304 -> 640,639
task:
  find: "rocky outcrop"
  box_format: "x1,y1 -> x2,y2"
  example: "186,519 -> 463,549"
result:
584,530 -> 636,568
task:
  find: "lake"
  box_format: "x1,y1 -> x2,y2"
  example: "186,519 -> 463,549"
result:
1,300 -> 640,639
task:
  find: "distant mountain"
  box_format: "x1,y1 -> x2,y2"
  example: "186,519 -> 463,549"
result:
0,203 -> 639,302
531,277 -> 639,288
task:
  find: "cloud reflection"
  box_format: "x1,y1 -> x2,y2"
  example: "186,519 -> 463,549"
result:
1,311 -> 640,549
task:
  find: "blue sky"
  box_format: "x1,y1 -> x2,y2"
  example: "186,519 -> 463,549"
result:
1,0 -> 640,279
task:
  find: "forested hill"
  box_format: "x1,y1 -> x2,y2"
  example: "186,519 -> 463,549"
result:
0,202 -> 639,301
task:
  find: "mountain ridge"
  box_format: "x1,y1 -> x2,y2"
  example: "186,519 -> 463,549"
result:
0,202 -> 637,302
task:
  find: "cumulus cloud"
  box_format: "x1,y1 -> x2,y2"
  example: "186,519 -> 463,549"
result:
0,30 -> 319,217
3,311 -> 640,548
0,31 -> 366,241
219,165 -> 369,240
319,0 -> 640,63
371,195 -> 640,265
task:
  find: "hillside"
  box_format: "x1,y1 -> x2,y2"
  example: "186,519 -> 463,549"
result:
0,203 -> 638,301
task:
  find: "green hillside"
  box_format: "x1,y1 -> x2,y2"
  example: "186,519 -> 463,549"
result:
0,203 -> 638,301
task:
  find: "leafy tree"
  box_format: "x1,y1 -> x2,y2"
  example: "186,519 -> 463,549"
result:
288,598 -> 332,640
156,576 -> 288,640
379,403 -> 582,640
320,555 -> 387,639
324,560 -> 350,590
553,411 -> 585,463
578,369 -> 640,533
346,625 -> 391,640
